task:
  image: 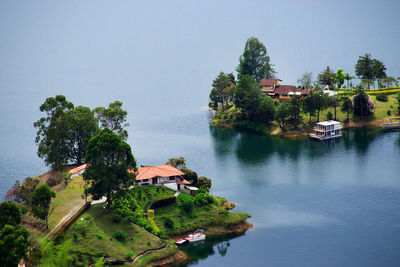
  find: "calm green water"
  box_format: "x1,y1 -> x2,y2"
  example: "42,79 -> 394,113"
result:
125,113 -> 400,267
1,110 -> 400,267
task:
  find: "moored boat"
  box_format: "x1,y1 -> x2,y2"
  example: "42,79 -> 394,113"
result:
184,229 -> 206,243
309,120 -> 342,141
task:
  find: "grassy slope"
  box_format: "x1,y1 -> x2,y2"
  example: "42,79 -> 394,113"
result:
60,204 -> 166,263
48,176 -> 85,229
134,186 -> 175,209
154,195 -> 250,236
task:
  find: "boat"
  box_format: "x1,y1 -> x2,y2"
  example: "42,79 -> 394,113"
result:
309,120 -> 342,141
175,238 -> 189,245
382,122 -> 400,130
184,229 -> 206,243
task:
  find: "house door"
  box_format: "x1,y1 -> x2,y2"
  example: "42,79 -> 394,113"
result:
152,177 -> 158,184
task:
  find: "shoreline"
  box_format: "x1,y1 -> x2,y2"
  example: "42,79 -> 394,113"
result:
212,116 -> 393,139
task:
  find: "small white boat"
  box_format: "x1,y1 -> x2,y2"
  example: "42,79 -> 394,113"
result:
184,229 -> 206,243
175,238 -> 189,245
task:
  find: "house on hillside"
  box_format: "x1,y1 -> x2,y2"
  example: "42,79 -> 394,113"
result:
130,165 -> 192,190
260,79 -> 282,94
259,79 -> 310,101
68,164 -> 88,178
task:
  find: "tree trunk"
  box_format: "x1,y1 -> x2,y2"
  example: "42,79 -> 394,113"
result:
334,106 -> 337,120
317,109 -> 320,122
309,113 -> 312,124
107,193 -> 111,208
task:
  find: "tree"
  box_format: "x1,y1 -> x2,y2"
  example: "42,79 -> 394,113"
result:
311,89 -> 329,122
94,101 -> 129,140
184,171 -> 198,186
209,72 -> 235,111
341,97 -> 353,122
0,201 -> 21,229
237,37 -> 276,82
360,78 -> 375,89
64,106 -> 99,164
353,89 -> 373,118
197,177 -> 212,190
345,73 -> 355,89
355,53 -> 386,89
255,95 -> 275,124
297,72 -> 313,88
302,94 -> 316,124
31,184 -> 56,229
286,95 -> 302,128
275,103 -> 289,129
381,77 -> 396,87
83,129 -> 136,207
0,224 -> 30,267
329,95 -> 340,120
14,178 -> 40,206
334,69 -> 346,89
317,66 -> 334,86
34,95 -> 74,170
234,75 -> 262,120
166,157 -> 188,172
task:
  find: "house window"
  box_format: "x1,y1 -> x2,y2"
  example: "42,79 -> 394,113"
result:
169,176 -> 175,180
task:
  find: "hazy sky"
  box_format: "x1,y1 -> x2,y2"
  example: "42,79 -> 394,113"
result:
1,0 -> 399,124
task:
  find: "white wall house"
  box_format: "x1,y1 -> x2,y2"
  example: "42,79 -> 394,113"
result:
309,120 -> 342,140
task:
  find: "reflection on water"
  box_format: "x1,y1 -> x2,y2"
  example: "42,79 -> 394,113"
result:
175,233 -> 244,266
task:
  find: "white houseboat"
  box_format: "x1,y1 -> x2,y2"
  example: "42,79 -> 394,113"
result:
309,120 -> 342,140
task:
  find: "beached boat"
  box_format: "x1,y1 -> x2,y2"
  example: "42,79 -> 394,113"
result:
309,120 -> 342,141
382,122 -> 400,130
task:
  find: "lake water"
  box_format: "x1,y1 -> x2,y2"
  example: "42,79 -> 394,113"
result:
1,107 -> 400,266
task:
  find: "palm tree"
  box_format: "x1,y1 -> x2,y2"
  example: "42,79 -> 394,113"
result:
345,73 -> 355,89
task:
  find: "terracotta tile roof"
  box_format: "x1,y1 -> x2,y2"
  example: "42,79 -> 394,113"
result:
68,164 -> 88,175
274,85 -> 311,96
260,79 -> 281,87
129,165 -> 184,181
177,179 -> 191,185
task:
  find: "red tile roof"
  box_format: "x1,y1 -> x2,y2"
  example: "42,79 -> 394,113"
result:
177,179 -> 191,185
260,79 -> 281,87
129,165 -> 184,181
274,85 -> 311,95
69,164 -> 88,175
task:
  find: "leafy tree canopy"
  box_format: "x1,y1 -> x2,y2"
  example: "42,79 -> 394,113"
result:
0,201 -> 21,229
355,53 -> 386,88
31,184 -> 56,228
317,66 -> 334,86
34,95 -> 74,170
297,72 -> 313,88
237,37 -> 276,82
94,101 -> 129,140
197,176 -> 212,190
0,224 -> 30,267
209,72 -> 235,111
234,75 -> 263,120
83,129 -> 136,207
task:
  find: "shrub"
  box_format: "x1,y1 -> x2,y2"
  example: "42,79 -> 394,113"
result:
46,176 -> 62,187
125,251 -> 134,260
182,200 -> 193,213
194,193 -> 208,206
112,214 -> 122,223
326,111 -> 333,120
163,216 -> 174,228
97,233 -> 103,240
73,233 -> 78,240
114,230 -> 127,241
387,110 -> 391,116
376,93 -> 388,102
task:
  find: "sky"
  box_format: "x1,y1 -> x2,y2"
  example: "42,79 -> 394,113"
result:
0,0 -> 399,145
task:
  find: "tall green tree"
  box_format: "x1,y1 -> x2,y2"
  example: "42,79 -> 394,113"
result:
317,66 -> 334,86
64,106 -> 99,164
234,75 -> 263,120
34,95 -> 74,170
0,224 -> 30,267
329,95 -> 340,120
302,93 -> 316,124
237,37 -> 276,82
83,129 -> 136,207
353,89 -> 373,118
345,73 -> 355,89
0,202 -> 21,229
287,96 -> 302,128
94,101 -> 129,140
311,89 -> 329,122
275,103 -> 289,129
256,95 -> 275,124
341,97 -> 353,121
355,53 -> 386,89
31,184 -> 56,229
334,69 -> 346,88
209,72 -> 235,111
297,72 -> 313,88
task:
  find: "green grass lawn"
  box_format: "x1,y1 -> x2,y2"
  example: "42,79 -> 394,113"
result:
133,186 -> 175,209
48,176 -> 85,229
59,204 -> 166,264
154,195 -> 249,236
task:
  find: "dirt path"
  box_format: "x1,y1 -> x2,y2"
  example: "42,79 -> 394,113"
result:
132,243 -> 169,264
44,202 -> 86,240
